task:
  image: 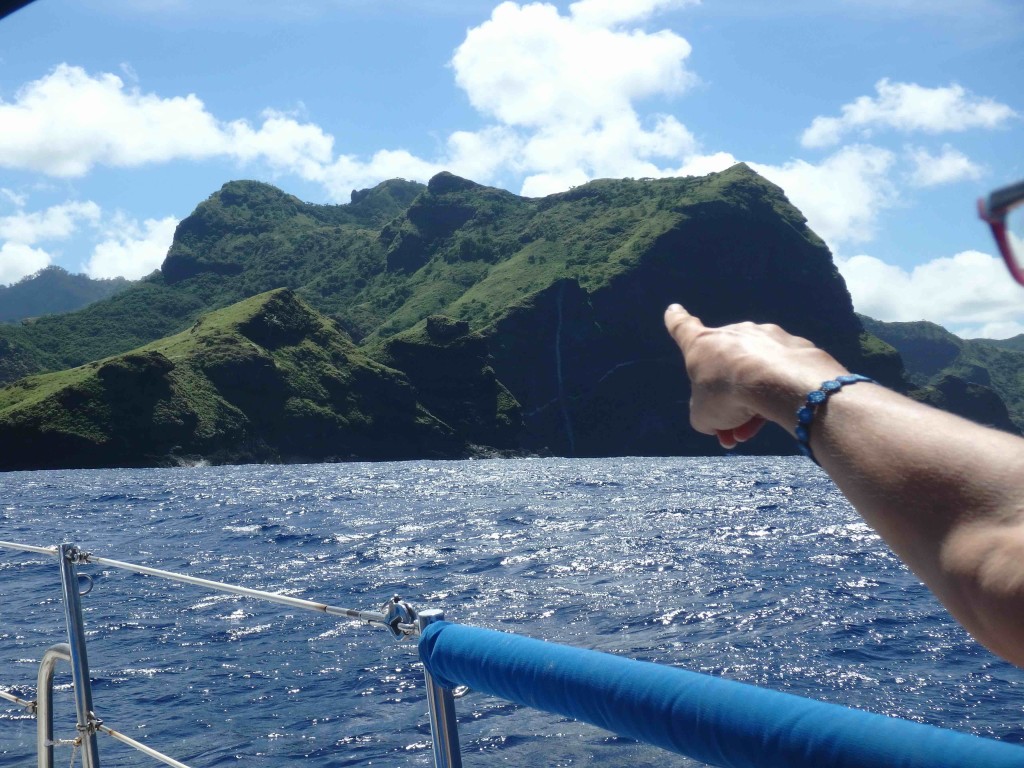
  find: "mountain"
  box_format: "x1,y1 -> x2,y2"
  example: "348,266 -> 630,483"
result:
0,165 -> 907,468
0,266 -> 132,323
0,290 -> 485,469
977,335 -> 1024,353
858,316 -> 1022,434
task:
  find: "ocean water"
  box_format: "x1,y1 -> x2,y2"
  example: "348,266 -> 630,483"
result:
1,457 -> 1023,767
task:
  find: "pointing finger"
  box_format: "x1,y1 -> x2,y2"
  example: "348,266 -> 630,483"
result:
664,303 -> 705,350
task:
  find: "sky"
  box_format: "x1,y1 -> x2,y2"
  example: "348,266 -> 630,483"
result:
0,0 -> 1021,337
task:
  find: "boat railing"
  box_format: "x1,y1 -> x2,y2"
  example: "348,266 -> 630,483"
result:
0,540 -> 459,768
4,538 -> 1024,768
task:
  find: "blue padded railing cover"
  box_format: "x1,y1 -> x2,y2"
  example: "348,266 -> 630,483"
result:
419,621 -> 1024,768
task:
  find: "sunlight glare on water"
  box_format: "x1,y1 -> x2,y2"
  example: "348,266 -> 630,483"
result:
2,457 -> 1023,766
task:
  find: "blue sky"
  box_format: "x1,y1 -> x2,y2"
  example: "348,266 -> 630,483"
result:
0,0 -> 1021,336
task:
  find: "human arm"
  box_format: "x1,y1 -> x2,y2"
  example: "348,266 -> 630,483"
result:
664,303 -> 1024,667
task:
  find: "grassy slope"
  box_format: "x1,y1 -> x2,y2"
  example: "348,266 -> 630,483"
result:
0,290 -> 454,468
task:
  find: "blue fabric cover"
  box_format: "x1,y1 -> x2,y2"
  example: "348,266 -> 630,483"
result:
419,621 -> 1024,767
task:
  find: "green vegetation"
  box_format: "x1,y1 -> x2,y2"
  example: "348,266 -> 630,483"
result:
0,266 -> 133,323
859,316 -> 1024,433
0,290 -> 467,469
0,164 -> 917,466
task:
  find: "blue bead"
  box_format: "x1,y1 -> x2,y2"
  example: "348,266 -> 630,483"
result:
807,390 -> 827,405
794,374 -> 872,463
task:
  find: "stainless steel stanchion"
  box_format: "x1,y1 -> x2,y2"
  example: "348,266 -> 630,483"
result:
417,609 -> 462,768
58,544 -> 101,768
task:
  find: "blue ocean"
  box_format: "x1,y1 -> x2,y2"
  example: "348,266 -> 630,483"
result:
2,457 -> 1023,766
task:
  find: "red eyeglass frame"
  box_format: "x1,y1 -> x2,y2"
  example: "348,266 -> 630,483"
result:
979,179 -> 1024,287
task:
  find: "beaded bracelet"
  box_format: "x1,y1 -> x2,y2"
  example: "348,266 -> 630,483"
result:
796,374 -> 875,464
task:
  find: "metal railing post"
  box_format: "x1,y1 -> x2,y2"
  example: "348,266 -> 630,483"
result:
36,643 -> 71,768
417,609 -> 462,768
57,544 -> 101,768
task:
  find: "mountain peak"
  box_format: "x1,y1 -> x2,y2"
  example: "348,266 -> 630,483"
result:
427,172 -> 482,196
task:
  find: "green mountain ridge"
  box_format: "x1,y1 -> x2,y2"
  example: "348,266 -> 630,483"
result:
0,266 -> 133,323
858,316 -> 1022,433
0,164 -> 910,468
0,289 -> 478,469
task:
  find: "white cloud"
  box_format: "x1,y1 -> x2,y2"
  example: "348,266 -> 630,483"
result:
0,200 -> 102,284
1,188 -> 27,208
906,144 -> 983,187
568,0 -> 699,28
960,320 -> 1024,340
751,144 -> 897,247
1,4 -> 717,209
315,1 -> 715,200
453,2 -> 695,129
443,1 -> 722,196
84,215 -> 179,280
314,150 -> 447,202
0,242 -> 52,286
801,79 -> 1017,149
0,201 -> 101,245
837,250 -> 1024,337
0,64 -> 334,179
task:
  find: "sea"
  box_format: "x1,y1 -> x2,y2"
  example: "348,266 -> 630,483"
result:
1,457 -> 1023,767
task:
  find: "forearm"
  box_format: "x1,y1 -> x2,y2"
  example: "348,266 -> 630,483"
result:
664,304 -> 1024,665
801,384 -> 1024,664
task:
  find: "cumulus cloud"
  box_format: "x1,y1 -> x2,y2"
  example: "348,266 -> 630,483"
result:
906,144 -> 983,187
837,250 -> 1024,337
0,242 -> 52,286
0,201 -> 101,245
801,79 -> 1017,149
313,150 -> 447,203
1,0 -> 723,212
751,144 -> 897,247
0,64 -> 334,179
84,215 -> 179,280
568,0 -> 699,28
440,1 -> 723,196
311,1 -> 721,199
0,200 -> 103,285
454,2 -> 695,129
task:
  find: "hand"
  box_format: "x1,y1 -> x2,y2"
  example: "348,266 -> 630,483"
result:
663,304 -> 847,448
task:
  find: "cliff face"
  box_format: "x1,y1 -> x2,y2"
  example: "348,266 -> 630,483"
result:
371,315 -> 521,450
0,165 -> 910,467
482,169 -> 900,455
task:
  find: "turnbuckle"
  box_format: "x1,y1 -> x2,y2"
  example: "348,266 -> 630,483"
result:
63,546 -> 92,565
382,595 -> 417,641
